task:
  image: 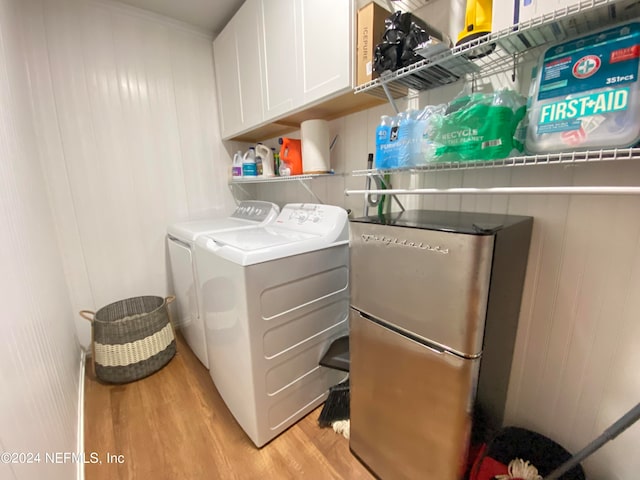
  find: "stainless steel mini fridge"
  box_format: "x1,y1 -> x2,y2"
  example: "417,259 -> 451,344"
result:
349,210 -> 533,480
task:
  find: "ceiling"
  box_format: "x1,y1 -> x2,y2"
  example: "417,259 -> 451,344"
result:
117,0 -> 435,35
117,0 -> 245,34
384,0 -> 435,12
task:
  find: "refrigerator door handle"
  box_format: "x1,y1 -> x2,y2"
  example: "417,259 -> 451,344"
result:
355,309 -> 447,356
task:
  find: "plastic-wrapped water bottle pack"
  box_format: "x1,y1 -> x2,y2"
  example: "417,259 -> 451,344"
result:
375,88 -> 527,168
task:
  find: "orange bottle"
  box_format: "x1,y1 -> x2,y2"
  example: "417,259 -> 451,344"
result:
279,137 -> 303,175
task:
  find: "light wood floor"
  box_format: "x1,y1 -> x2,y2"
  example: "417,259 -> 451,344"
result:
84,333 -> 373,480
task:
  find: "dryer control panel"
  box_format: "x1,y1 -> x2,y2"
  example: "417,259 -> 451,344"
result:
274,203 -> 347,238
231,201 -> 279,222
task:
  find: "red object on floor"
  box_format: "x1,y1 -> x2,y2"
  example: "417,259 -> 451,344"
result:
469,443 -> 509,480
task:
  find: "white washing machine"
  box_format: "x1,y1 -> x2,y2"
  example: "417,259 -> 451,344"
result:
195,203 -> 350,447
166,201 -> 280,368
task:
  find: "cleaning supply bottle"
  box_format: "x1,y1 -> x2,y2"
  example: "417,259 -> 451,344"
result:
279,137 -> 303,175
279,156 -> 291,177
272,148 -> 280,176
255,143 -> 275,177
255,147 -> 263,176
232,151 -> 243,178
242,147 -> 257,177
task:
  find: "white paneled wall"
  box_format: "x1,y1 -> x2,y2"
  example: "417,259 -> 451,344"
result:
0,0 -> 81,479
22,0 -> 235,347
248,68 -> 640,480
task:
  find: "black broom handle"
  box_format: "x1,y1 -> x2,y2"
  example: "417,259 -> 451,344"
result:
543,402 -> 640,480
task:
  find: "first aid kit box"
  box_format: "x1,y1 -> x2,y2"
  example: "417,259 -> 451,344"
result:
525,22 -> 640,154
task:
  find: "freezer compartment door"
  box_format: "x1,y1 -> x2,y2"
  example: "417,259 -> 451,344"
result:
349,222 -> 494,356
350,309 -> 480,480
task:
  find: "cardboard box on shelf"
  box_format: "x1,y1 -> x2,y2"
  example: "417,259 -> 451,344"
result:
357,2 -> 390,86
356,2 -> 408,98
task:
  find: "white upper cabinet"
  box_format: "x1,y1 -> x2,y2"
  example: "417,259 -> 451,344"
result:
213,0 -> 264,139
299,0 -> 352,105
260,0 -> 302,120
214,0 -> 354,140
213,23 -> 242,138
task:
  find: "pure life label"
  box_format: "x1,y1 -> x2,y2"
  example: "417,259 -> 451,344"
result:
539,88 -> 629,124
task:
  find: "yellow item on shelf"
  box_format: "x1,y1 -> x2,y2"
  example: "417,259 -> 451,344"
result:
457,0 -> 493,46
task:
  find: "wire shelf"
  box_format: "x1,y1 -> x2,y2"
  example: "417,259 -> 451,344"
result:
355,0 -> 640,94
351,148 -> 640,176
229,173 -> 335,184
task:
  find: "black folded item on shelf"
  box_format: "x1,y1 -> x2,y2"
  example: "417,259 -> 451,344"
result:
373,11 -> 450,74
374,41 -> 399,73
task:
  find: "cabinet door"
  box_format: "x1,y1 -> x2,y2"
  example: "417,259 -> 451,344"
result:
213,0 -> 264,139
213,20 -> 242,138
260,0 -> 302,120
299,0 -> 352,104
235,0 -> 264,128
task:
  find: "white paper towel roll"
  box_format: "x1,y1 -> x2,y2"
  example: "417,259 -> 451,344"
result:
301,119 -> 330,173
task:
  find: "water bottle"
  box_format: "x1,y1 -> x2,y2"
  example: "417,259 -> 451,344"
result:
397,110 -> 419,167
387,114 -> 403,169
375,115 -> 393,169
242,147 -> 257,176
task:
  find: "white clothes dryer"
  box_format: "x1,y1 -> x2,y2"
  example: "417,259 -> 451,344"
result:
166,201 -> 279,368
195,203 -> 349,447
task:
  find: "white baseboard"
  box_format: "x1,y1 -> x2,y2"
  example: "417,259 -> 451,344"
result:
77,349 -> 86,480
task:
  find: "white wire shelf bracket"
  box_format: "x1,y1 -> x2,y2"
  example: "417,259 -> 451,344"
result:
354,0 -> 640,95
351,148 -> 640,176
